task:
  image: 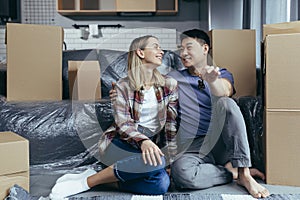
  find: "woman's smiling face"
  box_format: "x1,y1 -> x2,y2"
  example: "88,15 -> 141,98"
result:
141,37 -> 164,67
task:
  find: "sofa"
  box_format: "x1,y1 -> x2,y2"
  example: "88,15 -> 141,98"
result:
0,49 -> 264,196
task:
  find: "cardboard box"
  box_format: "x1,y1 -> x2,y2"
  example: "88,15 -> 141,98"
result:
264,33 -> 300,109
265,110 -> 300,186
68,61 -> 101,100
208,29 -> 256,97
263,20 -> 300,40
0,132 -> 29,199
0,132 -> 29,175
6,23 -> 63,101
0,171 -> 29,200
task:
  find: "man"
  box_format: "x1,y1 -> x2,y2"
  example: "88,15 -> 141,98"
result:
169,29 -> 269,198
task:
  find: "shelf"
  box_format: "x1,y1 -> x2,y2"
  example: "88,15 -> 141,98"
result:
116,0 -> 155,12
157,0 -> 177,11
57,0 -> 178,15
57,10 -> 117,16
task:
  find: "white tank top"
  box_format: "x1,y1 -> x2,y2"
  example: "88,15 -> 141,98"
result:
138,86 -> 161,133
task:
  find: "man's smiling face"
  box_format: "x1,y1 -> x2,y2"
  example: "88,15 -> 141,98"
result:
179,37 -> 209,68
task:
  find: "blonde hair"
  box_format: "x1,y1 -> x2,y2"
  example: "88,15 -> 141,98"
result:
127,35 -> 165,90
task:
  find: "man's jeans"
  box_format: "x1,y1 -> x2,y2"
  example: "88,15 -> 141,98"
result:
100,126 -> 170,195
171,97 -> 251,189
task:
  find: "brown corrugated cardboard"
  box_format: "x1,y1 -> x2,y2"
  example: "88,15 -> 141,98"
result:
6,23 -> 63,101
208,29 -> 256,97
264,33 -> 300,109
265,110 -> 300,187
68,61 -> 101,100
0,132 -> 29,176
0,171 -> 29,200
263,20 -> 300,40
264,31 -> 300,186
0,132 -> 29,199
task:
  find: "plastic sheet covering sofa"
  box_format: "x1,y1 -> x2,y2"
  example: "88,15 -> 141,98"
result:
0,49 -> 264,178
0,49 -> 184,173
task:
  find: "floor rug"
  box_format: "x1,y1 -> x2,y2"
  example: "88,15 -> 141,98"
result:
6,185 -> 300,200
68,193 -> 300,200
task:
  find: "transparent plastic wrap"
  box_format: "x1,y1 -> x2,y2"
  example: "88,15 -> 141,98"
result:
0,49 -> 183,172
101,51 -> 128,97
235,96 -> 264,172
0,99 -> 113,173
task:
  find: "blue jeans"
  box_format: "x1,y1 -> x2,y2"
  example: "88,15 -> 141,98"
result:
100,127 -> 170,195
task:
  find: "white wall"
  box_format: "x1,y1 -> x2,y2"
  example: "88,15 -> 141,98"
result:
0,27 -> 177,61
64,27 -> 177,51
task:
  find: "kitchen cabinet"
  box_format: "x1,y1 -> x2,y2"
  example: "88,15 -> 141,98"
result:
57,0 -> 178,15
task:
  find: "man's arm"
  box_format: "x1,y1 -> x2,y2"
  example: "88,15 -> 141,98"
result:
209,78 -> 233,97
201,66 -> 233,97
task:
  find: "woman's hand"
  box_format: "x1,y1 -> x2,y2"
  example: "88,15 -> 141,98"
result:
140,140 -> 164,166
109,82 -> 117,101
166,167 -> 171,176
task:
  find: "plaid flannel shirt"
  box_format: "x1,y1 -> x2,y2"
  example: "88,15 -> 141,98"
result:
99,75 -> 178,163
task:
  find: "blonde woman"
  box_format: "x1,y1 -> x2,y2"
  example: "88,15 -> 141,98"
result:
50,35 -> 178,199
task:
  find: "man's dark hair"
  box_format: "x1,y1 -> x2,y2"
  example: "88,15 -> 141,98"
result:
180,29 -> 211,47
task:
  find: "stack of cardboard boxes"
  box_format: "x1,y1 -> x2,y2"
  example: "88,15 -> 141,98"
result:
0,132 -> 29,199
209,25 -> 300,187
1,23 -> 102,198
263,21 -> 300,187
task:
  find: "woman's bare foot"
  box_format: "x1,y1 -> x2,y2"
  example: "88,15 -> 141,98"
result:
237,168 -> 270,198
225,162 -> 265,180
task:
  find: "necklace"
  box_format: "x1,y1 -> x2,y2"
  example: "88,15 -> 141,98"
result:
142,82 -> 154,90
143,82 -> 154,86
189,72 -> 205,90
198,78 -> 205,90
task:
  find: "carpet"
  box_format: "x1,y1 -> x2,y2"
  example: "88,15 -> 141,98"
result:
68,193 -> 300,200
6,185 -> 300,200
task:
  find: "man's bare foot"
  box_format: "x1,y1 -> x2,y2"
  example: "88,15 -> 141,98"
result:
225,162 -> 265,180
225,162 -> 238,179
250,168 -> 265,181
237,168 -> 270,198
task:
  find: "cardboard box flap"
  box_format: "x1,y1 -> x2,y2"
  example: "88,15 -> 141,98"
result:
263,20 -> 300,40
